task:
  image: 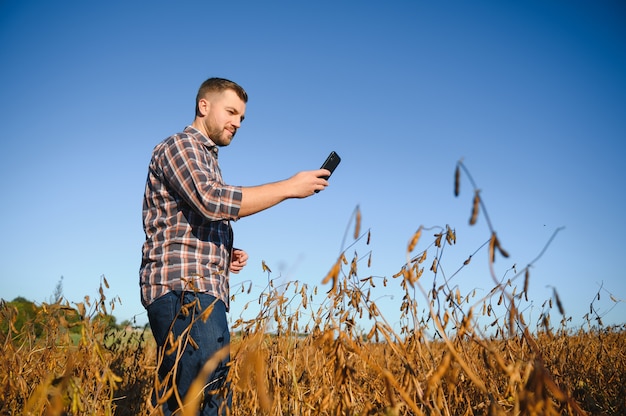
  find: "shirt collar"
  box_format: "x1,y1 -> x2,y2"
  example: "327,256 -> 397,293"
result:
184,125 -> 219,157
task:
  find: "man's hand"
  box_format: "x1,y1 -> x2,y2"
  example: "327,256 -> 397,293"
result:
230,248 -> 249,273
287,169 -> 330,198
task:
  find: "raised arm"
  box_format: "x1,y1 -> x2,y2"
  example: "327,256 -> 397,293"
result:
238,169 -> 330,217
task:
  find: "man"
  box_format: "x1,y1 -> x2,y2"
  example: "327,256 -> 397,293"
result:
139,77 -> 330,415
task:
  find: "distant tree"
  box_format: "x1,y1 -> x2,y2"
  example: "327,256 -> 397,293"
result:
50,275 -> 64,303
0,297 -> 41,336
94,313 -> 118,330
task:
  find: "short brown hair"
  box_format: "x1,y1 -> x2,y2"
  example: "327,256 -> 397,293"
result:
195,77 -> 248,116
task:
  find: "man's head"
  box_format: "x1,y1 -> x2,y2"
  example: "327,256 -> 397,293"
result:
193,77 -> 248,146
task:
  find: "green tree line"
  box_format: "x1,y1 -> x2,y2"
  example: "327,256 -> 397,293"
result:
0,296 -> 119,338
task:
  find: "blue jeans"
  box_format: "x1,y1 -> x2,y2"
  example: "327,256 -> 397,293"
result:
147,291 -> 231,416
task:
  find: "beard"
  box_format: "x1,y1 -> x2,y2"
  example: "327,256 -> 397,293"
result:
207,123 -> 235,147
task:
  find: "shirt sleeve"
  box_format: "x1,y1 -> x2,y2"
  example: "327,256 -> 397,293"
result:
157,134 -> 242,220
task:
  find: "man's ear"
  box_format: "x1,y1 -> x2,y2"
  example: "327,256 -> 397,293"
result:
197,97 -> 211,116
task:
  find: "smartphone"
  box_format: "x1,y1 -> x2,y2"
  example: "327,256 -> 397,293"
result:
316,151 -> 341,193
320,151 -> 341,180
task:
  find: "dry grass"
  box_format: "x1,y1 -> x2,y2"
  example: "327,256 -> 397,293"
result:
1,161 -> 624,415
0,277 -> 154,415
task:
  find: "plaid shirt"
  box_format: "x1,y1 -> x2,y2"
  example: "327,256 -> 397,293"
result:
140,126 -> 242,310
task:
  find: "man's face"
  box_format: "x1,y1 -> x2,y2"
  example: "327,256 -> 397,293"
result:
199,89 -> 246,146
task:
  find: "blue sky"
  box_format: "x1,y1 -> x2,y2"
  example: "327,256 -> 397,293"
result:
1,0 -> 624,331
